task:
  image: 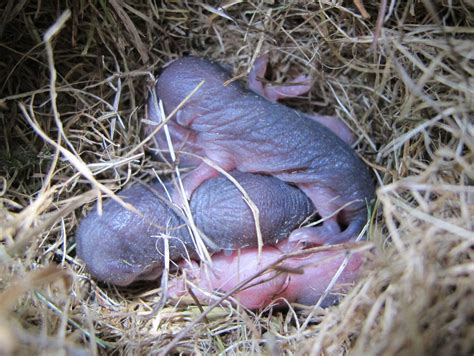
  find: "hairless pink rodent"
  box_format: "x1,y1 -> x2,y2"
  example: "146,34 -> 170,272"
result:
75,56 -> 373,308
146,56 -> 375,247
76,172 -> 315,286
76,172 -> 362,308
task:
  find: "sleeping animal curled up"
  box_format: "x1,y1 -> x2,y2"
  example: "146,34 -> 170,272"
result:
75,172 -> 363,308
75,55 -> 374,308
76,171 -> 316,287
146,56 -> 375,247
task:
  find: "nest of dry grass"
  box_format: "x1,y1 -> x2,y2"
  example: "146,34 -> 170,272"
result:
1,0 -> 473,354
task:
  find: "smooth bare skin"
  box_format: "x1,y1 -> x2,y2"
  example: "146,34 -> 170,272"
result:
169,244 -> 363,309
146,56 -> 375,246
247,54 -> 357,145
76,172 -> 315,286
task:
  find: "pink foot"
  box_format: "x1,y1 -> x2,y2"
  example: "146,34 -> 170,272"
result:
171,162 -> 220,205
294,184 -> 366,245
305,114 -> 356,145
249,54 -> 312,102
288,218 -> 341,246
289,216 -> 367,246
248,55 -> 355,144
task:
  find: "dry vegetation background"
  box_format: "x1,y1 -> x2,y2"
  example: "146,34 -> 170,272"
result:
0,0 -> 473,354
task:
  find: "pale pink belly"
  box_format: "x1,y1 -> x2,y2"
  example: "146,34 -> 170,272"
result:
168,241 -> 364,309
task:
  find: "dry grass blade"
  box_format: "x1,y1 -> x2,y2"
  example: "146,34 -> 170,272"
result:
159,243 -> 371,355
108,0 -> 149,64
1,0 -> 473,354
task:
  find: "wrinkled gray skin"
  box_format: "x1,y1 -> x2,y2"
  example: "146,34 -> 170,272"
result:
76,172 -> 315,286
147,56 -> 375,244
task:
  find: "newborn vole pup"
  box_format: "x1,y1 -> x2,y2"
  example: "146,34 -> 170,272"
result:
76,172 -> 315,286
147,56 -> 375,246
